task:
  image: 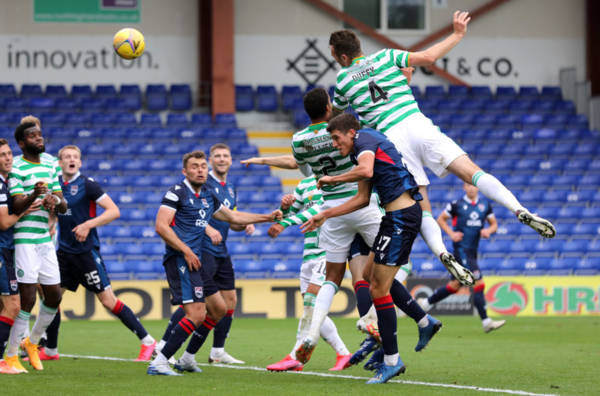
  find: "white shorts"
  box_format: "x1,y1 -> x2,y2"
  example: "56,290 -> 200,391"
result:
320,194 -> 383,263
15,242 -> 61,285
386,112 -> 466,186
299,256 -> 326,294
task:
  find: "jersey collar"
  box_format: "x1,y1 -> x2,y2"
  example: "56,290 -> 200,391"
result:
209,170 -> 226,185
463,194 -> 479,205
63,171 -> 81,184
351,55 -> 365,65
183,178 -> 203,196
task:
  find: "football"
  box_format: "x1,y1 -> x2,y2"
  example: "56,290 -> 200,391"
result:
112,27 -> 145,60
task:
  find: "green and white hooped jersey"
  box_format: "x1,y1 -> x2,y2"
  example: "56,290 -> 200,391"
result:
8,154 -> 62,245
292,122 -> 358,201
332,49 -> 421,134
279,176 -> 326,264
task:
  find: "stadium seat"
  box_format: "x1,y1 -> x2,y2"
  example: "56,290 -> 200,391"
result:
478,257 -> 503,274
540,86 -> 562,100
571,223 -> 600,236
425,85 -> 445,99
495,86 -> 517,99
71,84 -> 93,98
190,113 -> 212,126
519,86 -> 539,99
214,113 -> 237,128
236,260 -> 269,279
470,85 -> 493,99
520,256 -> 551,276
20,84 -> 43,98
169,84 -> 192,111
96,84 -> 118,98
235,85 -> 254,111
496,259 -> 522,276
45,84 -> 67,98
573,259 -> 599,275
146,92 -> 168,112
166,113 -> 189,127
140,113 -> 162,126
0,84 -> 17,98
414,259 -> 446,277
270,260 -> 301,278
548,258 -> 574,275
256,85 -> 278,112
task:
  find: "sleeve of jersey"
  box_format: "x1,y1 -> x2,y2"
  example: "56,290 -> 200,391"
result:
8,173 -> 24,196
332,84 -> 349,111
0,186 -> 8,207
85,178 -> 106,202
444,202 -> 454,216
279,202 -> 321,228
391,49 -> 410,68
280,188 -> 303,221
160,188 -> 180,211
212,193 -> 224,213
50,167 -> 62,193
486,202 -> 494,218
355,134 -> 377,159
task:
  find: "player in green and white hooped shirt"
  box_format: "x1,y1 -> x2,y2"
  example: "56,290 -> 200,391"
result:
5,121 -> 67,371
265,176 -> 351,371
329,11 -> 555,286
242,88 -> 383,365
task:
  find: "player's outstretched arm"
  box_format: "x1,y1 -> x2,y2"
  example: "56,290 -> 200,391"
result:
408,10 -> 470,66
155,206 -> 200,270
301,180 -> 371,233
71,195 -> 120,242
317,151 -> 374,189
241,155 -> 298,169
0,200 -> 42,230
213,205 -> 283,225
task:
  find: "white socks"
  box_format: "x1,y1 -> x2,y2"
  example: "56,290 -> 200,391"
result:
320,316 -> 349,355
6,310 -> 30,356
141,334 -> 155,346
384,353 -> 399,366
30,303 -> 58,345
181,351 -> 196,362
472,171 -> 523,213
290,292 -> 316,359
420,211 -> 447,257
417,315 -> 430,328
306,281 -> 338,342
156,339 -> 166,350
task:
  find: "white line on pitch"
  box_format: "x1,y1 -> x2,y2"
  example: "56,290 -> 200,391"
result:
61,354 -> 558,396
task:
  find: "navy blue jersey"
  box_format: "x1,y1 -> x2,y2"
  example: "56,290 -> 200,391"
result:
351,128 -> 421,205
58,173 -> 105,254
445,195 -> 494,252
0,176 -> 14,250
202,172 -> 237,257
160,179 -> 223,259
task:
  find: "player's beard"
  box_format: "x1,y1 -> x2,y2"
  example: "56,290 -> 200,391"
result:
25,142 -> 45,155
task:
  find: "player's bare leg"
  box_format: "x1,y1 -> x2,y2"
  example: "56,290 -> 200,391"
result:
417,187 -> 474,286
447,155 -> 555,238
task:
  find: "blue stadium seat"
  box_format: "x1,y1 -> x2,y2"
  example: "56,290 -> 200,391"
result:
478,257 -> 503,274
470,85 -> 493,99
448,85 -> 469,98
229,243 -> 253,256
235,85 -> 254,111
496,259 -> 522,276
414,259 -> 446,277
190,113 -> 212,126
236,260 -> 269,279
540,86 -> 562,100
495,86 -> 517,99
425,85 -> 445,99
54,97 -> 80,112
0,84 -> 17,98
140,113 -> 162,126
71,84 -> 93,98
571,223 -> 600,236
166,113 -> 189,127
214,113 -> 237,128
567,114 -> 588,129
104,261 -> 129,279
119,84 -> 142,111
573,259 -> 599,275
554,100 -> 576,115
45,84 -> 67,98
561,238 -> 589,254
548,258 -> 574,275
169,84 -> 192,111
146,91 -> 168,112
521,256 -> 551,275
96,84 -> 117,98
256,85 -> 278,112
20,84 -> 43,98
543,114 -> 569,129
519,86 -> 539,99
255,243 -> 286,255
270,260 -> 301,278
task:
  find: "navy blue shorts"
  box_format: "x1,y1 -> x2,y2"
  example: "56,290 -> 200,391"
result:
453,247 -> 482,281
57,248 -> 111,293
372,203 -> 422,267
348,233 -> 370,260
164,254 -> 218,305
0,248 -> 18,296
201,252 -> 235,291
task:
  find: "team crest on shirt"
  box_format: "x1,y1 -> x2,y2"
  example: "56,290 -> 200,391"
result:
70,184 -> 78,195
201,198 -> 209,208
194,286 -> 204,298
10,280 -> 17,291
478,203 -> 485,212
228,187 -> 234,197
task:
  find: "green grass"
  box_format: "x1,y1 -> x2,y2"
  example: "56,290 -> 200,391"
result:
3,316 -> 598,395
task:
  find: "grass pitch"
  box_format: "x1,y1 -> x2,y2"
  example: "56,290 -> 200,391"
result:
3,316 -> 598,395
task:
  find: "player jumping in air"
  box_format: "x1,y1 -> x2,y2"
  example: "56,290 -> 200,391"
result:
302,113 -> 439,384
328,11 -> 556,286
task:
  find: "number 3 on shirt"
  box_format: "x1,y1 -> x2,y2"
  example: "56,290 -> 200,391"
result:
368,81 -> 389,103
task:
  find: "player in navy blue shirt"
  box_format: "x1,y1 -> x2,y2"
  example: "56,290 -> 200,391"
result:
148,150 -> 282,376
0,138 -> 43,374
42,145 -> 157,362
302,113 -> 441,384
159,143 -> 254,368
417,182 -> 505,333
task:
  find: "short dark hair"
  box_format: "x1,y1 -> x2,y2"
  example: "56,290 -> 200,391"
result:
14,122 -> 37,143
182,150 -> 207,168
327,113 -> 360,134
209,143 -> 231,155
329,30 -> 362,59
0,138 -> 8,147
303,88 -> 329,120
